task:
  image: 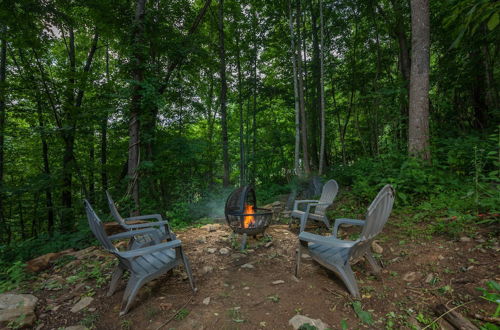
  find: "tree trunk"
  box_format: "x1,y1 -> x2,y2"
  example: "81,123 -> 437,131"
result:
288,0 -> 301,177
408,0 -> 431,161
101,42 -> 110,196
296,0 -> 311,176
0,34 -> 7,242
36,99 -> 54,235
310,0 -> 321,171
236,30 -> 245,186
89,131 -> 95,204
218,0 -> 230,187
251,9 -> 258,184
128,0 -> 147,213
318,0 -> 326,175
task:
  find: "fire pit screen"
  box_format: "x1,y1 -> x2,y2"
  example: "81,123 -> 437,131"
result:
225,185 -> 272,250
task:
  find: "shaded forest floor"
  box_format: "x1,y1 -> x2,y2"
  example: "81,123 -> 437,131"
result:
15,206 -> 499,329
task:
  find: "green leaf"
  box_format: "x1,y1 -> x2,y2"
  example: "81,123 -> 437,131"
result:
340,319 -> 348,330
487,12 -> 499,30
352,301 -> 373,325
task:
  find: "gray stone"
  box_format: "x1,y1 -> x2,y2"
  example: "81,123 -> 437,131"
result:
264,242 -> 273,248
241,263 -> 254,269
196,236 -> 207,244
289,315 -> 329,330
219,248 -> 230,255
202,297 -> 210,305
272,280 -> 285,285
301,253 -> 311,259
371,241 -> 384,254
459,236 -> 471,242
231,253 -> 245,259
0,293 -> 38,327
206,248 -> 217,254
403,271 -> 420,282
203,266 -> 214,274
70,296 -> 93,313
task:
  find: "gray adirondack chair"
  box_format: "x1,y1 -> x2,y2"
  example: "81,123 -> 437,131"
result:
106,191 -> 174,248
295,184 -> 395,298
83,200 -> 196,315
290,179 -> 339,232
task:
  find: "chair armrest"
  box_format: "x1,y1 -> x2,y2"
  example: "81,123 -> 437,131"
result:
118,240 -> 182,259
124,214 -> 163,222
299,231 -> 357,248
298,202 -> 331,232
125,220 -> 169,229
108,228 -> 159,241
293,200 -> 319,210
333,218 -> 365,238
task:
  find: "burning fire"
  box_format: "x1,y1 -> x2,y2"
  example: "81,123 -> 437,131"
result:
243,204 -> 255,228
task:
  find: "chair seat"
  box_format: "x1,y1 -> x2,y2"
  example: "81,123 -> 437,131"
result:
308,243 -> 350,265
130,249 -> 176,274
291,210 -> 325,220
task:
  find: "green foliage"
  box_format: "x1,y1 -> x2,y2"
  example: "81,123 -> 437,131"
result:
174,308 -> 190,321
476,281 -> 500,318
351,301 -> 373,325
0,261 -> 29,293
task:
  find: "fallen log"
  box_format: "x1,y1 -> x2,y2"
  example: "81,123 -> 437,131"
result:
434,304 -> 478,330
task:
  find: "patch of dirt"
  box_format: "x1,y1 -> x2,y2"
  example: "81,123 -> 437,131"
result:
22,219 -> 499,329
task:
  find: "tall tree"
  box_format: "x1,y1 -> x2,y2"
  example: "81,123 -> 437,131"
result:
127,0 -> 147,213
0,32 -> 7,241
318,0 -> 326,175
408,0 -> 431,160
289,0 -> 301,177
219,0 -> 230,187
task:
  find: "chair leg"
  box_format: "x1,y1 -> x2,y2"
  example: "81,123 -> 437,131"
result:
323,216 -> 330,230
299,214 -> 308,233
365,252 -> 382,274
120,275 -> 146,316
180,249 -> 197,293
337,263 -> 360,298
107,266 -> 124,297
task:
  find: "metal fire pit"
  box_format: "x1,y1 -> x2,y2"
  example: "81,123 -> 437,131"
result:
225,185 -> 272,250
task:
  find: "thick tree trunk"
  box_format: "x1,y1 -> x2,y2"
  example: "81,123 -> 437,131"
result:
318,0 -> 326,175
0,34 -> 7,242
408,0 -> 431,161
218,0 -> 230,187
288,0 -> 301,177
296,0 -> 311,176
128,0 -> 147,213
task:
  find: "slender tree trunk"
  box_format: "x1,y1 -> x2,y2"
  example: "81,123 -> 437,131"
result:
89,130 -> 95,204
36,99 -> 54,235
0,34 -> 7,242
318,0 -> 326,175
310,1 -> 321,171
296,0 -> 311,176
101,42 -> 109,196
289,0 -> 301,177
206,72 -> 216,186
32,192 -> 39,237
18,194 -> 25,240
408,0 -> 431,161
218,0 -> 230,187
236,30 -> 245,186
251,9 -> 258,184
128,0 -> 147,213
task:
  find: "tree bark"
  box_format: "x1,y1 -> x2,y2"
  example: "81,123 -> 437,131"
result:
218,0 -> 230,187
296,0 -> 311,176
288,0 -> 301,177
318,0 -> 326,175
128,0 -> 147,213
0,33 -> 7,242
236,29 -> 245,186
408,0 -> 431,161
101,42 -> 109,196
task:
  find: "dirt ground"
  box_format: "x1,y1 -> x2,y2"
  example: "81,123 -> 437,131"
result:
24,217 -> 499,330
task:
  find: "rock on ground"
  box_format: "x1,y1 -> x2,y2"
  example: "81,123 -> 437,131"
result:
288,315 -> 329,330
70,297 -> 94,313
0,293 -> 38,327
26,249 -> 74,272
371,241 -> 383,254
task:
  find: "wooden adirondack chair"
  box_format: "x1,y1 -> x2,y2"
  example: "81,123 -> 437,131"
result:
295,185 -> 395,298
290,179 -> 339,232
83,200 -> 196,315
106,191 -> 174,248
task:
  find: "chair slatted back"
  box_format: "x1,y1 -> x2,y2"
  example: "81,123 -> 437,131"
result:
350,185 -> 395,261
84,200 -> 118,252
315,180 -> 339,215
106,191 -> 127,227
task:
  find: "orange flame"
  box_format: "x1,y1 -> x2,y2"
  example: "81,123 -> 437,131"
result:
243,204 -> 255,228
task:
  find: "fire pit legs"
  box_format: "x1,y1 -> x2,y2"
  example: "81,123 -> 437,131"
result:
240,233 -> 248,251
